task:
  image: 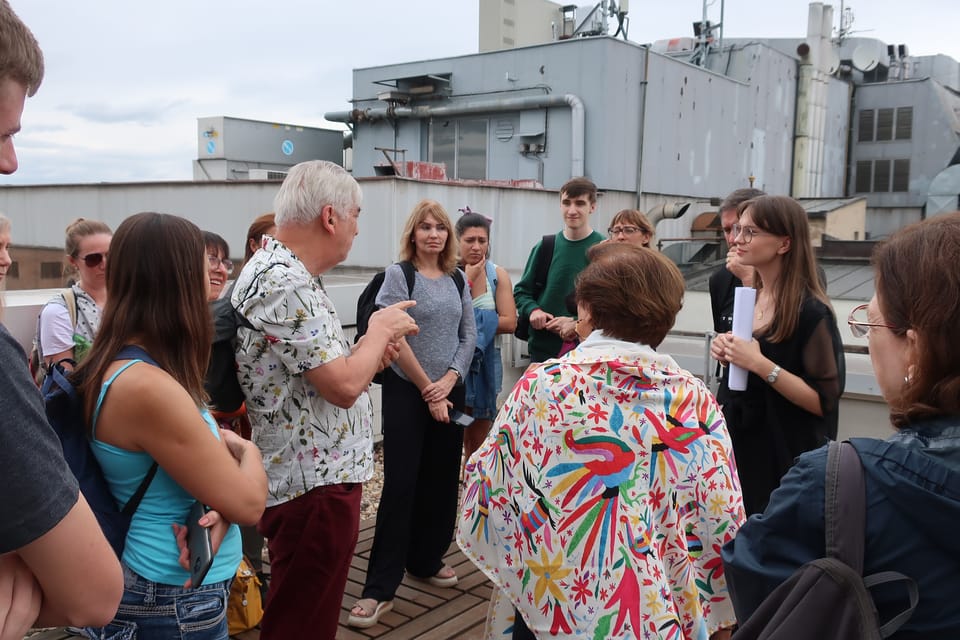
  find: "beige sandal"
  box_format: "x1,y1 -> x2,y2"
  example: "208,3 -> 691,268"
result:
347,598 -> 393,629
419,565 -> 458,588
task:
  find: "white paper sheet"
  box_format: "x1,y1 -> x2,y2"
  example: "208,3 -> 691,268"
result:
728,287 -> 756,391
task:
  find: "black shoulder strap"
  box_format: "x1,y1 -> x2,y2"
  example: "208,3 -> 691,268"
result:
399,260 -> 464,298
533,233 -> 557,291
825,440 -> 866,572
113,345 -> 161,515
398,260 -> 416,298
451,269 -> 465,298
826,440 -> 920,637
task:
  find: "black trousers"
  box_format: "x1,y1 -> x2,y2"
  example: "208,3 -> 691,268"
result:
362,371 -> 465,601
513,608 -> 536,639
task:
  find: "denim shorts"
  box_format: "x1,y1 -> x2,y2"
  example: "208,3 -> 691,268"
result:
84,564 -> 231,640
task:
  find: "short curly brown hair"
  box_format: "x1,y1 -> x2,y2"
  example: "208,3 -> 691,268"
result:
576,243 -> 684,347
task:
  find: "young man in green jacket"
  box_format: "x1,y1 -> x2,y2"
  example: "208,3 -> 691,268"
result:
513,177 -> 605,362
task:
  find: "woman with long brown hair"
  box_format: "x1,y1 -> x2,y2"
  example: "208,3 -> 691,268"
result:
710,195 -> 844,515
76,212 -> 266,639
349,200 -> 476,628
723,212 -> 960,637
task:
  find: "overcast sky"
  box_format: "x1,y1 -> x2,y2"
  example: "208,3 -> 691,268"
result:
6,0 -> 959,185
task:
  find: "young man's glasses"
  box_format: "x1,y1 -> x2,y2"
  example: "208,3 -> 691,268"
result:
79,252 -> 108,268
847,303 -> 897,338
731,224 -> 773,244
607,225 -> 642,238
207,254 -> 234,272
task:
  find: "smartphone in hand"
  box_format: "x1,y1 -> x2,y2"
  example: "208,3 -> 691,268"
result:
448,409 -> 475,428
186,501 -> 213,587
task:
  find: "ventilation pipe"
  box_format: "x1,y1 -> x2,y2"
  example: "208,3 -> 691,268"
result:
325,93 -> 586,177
646,201 -> 691,226
792,2 -> 832,197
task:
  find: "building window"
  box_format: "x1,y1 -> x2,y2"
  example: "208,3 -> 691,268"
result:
895,107 -> 913,140
892,159 -> 910,191
876,108 -> 894,141
855,160 -> 872,192
40,261 -> 63,279
854,158 -> 910,193
873,159 -> 892,191
429,119 -> 488,180
857,107 -> 912,142
857,110 -> 874,142
431,121 -> 456,176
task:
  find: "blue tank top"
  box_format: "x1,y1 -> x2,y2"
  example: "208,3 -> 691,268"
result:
91,359 -> 241,585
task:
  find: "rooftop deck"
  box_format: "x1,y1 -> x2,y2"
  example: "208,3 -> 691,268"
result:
26,517 -> 493,640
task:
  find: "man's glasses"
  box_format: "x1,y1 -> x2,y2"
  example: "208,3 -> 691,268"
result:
79,252 -> 108,268
607,225 -> 642,238
207,254 -> 234,272
731,224 -> 773,244
847,303 -> 897,338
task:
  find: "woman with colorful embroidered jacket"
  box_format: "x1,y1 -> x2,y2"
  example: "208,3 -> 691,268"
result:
457,243 -> 744,640
75,212 -> 267,640
35,218 -> 112,372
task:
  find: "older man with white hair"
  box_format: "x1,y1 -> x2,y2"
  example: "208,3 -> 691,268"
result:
232,160 -> 418,639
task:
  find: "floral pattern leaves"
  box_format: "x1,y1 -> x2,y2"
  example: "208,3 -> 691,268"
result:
457,337 -> 745,639
231,238 -> 373,507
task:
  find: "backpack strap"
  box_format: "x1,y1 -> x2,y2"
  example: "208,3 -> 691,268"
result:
398,260 -> 416,298
532,233 -> 557,294
826,440 -> 920,638
825,440 -> 865,572
63,287 -> 78,329
91,345 -> 162,515
400,260 -> 465,298
452,269 -> 466,298
485,260 -> 498,298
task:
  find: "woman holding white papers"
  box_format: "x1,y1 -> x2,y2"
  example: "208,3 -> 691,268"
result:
710,195 -> 844,515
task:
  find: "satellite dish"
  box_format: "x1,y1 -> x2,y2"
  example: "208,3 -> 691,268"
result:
852,44 -> 879,72
826,50 -> 841,75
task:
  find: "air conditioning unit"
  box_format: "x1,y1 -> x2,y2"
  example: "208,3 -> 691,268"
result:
248,169 -> 288,180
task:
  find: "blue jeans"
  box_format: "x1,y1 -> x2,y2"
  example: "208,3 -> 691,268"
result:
85,564 -> 230,640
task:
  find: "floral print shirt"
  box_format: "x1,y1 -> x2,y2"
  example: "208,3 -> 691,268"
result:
456,332 -> 745,639
231,236 -> 374,506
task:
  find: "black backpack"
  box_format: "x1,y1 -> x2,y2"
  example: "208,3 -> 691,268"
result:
42,345 -> 160,556
730,441 -> 918,639
514,233 -> 556,341
354,261 -> 464,382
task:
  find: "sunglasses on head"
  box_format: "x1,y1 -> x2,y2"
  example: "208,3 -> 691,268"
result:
78,252 -> 108,268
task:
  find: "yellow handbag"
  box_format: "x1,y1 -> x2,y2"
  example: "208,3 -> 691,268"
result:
227,556 -> 264,635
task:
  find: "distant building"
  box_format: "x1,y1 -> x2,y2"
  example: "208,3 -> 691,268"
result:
193,116 -> 344,181
327,1 -> 959,239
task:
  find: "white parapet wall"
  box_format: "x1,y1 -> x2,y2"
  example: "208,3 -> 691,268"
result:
5,281 -> 890,443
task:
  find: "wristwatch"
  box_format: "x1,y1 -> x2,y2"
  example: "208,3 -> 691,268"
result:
449,367 -> 463,383
766,365 -> 782,385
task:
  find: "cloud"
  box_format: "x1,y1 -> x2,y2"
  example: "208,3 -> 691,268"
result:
60,100 -> 188,125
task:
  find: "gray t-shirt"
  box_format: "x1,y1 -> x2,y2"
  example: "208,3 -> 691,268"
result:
376,264 -> 476,383
0,324 -> 78,552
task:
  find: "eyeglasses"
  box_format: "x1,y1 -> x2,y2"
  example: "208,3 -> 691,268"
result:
731,223 -> 773,244
847,303 -> 897,338
607,225 -> 643,237
79,252 -> 108,268
207,254 -> 234,272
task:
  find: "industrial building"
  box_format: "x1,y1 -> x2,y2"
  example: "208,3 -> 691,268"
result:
327,1 -> 959,239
